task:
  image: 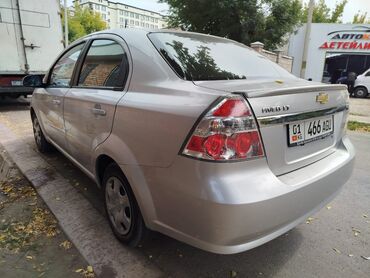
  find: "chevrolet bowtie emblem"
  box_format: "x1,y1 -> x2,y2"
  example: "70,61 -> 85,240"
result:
316,93 -> 329,104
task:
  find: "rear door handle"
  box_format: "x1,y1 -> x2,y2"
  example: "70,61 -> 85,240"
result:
91,107 -> 106,116
52,99 -> 61,105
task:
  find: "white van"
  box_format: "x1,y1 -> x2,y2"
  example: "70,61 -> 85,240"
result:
354,69 -> 370,98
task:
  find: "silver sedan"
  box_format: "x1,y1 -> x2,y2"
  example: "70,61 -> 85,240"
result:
25,29 -> 355,254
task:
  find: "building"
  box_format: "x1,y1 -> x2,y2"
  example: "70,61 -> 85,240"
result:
74,0 -> 167,30
288,24 -> 370,83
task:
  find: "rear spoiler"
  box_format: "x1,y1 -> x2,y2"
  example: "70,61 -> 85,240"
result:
242,84 -> 347,98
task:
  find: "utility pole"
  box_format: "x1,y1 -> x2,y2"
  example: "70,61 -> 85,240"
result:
64,0 -> 68,47
300,0 -> 314,79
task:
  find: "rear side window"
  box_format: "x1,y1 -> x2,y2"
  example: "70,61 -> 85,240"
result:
78,39 -> 128,88
49,43 -> 85,87
148,32 -> 291,81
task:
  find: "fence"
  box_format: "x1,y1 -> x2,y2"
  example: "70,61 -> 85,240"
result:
250,42 -> 293,72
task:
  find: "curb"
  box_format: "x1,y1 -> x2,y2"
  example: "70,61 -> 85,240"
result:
0,123 -> 163,278
0,147 -> 17,181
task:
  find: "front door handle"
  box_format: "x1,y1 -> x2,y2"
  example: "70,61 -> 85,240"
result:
52,99 -> 61,105
91,106 -> 106,116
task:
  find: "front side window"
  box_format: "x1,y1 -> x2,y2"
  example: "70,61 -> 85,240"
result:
49,43 -> 85,87
78,40 -> 127,88
148,32 -> 292,81
366,71 -> 370,77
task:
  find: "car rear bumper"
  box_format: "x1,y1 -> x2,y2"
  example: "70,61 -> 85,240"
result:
124,136 -> 355,254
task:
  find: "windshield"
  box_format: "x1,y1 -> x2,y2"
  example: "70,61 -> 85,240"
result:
148,32 -> 291,81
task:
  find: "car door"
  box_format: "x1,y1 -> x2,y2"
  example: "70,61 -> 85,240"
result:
36,42 -> 86,149
63,35 -> 130,173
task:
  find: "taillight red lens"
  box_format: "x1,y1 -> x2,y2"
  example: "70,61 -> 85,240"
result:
203,134 -> 226,159
234,133 -> 252,157
182,95 -> 264,161
186,135 -> 204,152
212,99 -> 251,117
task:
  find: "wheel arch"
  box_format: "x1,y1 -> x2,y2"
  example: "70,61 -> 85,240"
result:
94,153 -> 157,229
354,85 -> 368,92
95,154 -> 116,187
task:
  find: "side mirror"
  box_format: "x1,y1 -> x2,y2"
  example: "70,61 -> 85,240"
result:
22,75 -> 44,87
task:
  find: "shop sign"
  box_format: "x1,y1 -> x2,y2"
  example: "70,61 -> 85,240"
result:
319,27 -> 370,50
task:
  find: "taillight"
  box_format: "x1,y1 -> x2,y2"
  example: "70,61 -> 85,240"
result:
182,95 -> 265,161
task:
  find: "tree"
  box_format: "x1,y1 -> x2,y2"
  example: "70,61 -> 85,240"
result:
160,0 -> 302,49
62,3 -> 107,43
300,0 -> 347,23
353,12 -> 369,24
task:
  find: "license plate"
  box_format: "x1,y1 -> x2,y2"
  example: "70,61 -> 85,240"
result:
288,115 -> 334,147
11,80 -> 22,86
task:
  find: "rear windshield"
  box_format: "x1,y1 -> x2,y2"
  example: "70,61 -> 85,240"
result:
148,32 -> 291,81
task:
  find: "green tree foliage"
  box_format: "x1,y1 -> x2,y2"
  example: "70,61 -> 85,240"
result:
353,12 -> 369,24
62,3 -> 107,43
160,0 -> 302,49
300,0 -> 347,23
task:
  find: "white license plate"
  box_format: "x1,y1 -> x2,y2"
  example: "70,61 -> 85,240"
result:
11,80 -> 22,86
288,115 -> 334,147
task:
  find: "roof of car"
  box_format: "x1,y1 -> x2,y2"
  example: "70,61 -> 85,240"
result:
82,28 -> 237,45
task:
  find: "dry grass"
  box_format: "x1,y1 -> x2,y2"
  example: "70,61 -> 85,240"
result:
347,121 -> 370,133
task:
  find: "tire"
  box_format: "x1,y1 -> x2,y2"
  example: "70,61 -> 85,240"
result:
103,163 -> 147,247
353,87 -> 368,98
32,115 -> 53,153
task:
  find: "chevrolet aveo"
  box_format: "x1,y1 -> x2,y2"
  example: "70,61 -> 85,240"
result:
24,29 -> 355,254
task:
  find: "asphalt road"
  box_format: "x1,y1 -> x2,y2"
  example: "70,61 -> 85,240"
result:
0,96 -> 369,278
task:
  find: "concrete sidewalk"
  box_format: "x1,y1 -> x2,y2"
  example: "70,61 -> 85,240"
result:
349,98 -> 370,124
0,124 -> 163,278
0,146 -> 92,278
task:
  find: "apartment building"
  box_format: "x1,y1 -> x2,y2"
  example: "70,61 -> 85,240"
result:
75,0 -> 167,29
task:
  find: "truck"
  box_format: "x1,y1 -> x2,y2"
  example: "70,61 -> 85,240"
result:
0,0 -> 64,98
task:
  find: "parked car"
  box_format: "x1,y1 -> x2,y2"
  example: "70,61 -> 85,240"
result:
353,69 -> 370,98
24,29 -> 355,254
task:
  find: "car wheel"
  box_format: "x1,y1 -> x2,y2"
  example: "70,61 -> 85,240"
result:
32,115 -> 53,153
353,87 -> 368,98
103,163 -> 147,246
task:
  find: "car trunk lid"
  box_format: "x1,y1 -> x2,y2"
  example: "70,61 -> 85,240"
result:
194,78 -> 349,176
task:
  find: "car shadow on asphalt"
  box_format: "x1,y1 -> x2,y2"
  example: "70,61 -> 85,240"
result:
139,228 -> 303,277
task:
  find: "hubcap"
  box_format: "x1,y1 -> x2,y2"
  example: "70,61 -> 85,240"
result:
105,177 -> 132,235
33,118 -> 42,146
356,89 -> 365,97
